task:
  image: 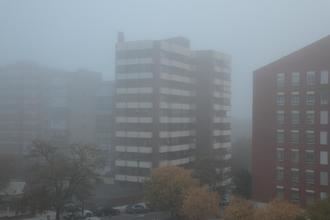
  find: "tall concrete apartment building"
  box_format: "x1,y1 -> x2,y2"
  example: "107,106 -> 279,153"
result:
194,51 -> 232,188
114,36 -> 195,183
252,36 -> 330,206
0,62 -> 102,155
113,33 -> 231,189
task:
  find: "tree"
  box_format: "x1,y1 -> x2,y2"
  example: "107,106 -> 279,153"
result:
231,137 -> 251,171
0,154 -> 22,217
23,140 -> 105,220
223,197 -> 254,220
144,166 -> 198,217
233,169 -> 251,199
193,157 -> 219,190
0,154 -> 16,190
306,199 -> 330,220
181,186 -> 220,220
254,199 -> 303,220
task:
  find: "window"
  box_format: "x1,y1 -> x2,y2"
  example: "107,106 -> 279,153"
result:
277,131 -> 285,144
320,70 -> 329,84
116,72 -> 153,80
291,150 -> 300,164
291,72 -> 300,87
277,95 -> 285,106
277,73 -> 285,88
291,170 -> 300,186
291,111 -> 300,125
305,151 -> 315,164
306,131 -> 315,145
276,168 -> 284,182
305,111 -> 315,125
291,191 -> 300,203
306,94 -> 315,105
277,148 -> 284,162
320,172 -> 328,186
320,131 -> 328,145
320,151 -> 328,165
320,111 -> 328,125
320,192 -> 328,200
291,95 -> 300,106
305,171 -> 315,186
306,71 -> 316,85
276,188 -> 284,199
306,193 -> 315,205
277,111 -> 285,125
291,131 -> 299,144
320,91 -> 328,105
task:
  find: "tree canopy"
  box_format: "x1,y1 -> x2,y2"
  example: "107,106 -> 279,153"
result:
144,166 -> 199,216
23,140 -> 105,220
192,157 -> 219,190
233,168 -> 252,199
223,197 -> 254,220
255,199 -> 302,220
0,154 -> 16,190
224,197 -> 303,220
181,186 -> 220,220
306,199 -> 330,220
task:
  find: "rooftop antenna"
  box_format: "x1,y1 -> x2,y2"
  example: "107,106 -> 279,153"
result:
118,32 -> 125,43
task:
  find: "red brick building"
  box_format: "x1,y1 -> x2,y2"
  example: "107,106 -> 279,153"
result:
252,35 -> 330,206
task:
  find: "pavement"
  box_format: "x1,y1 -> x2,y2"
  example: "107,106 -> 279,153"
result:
103,212 -> 170,220
23,211 -> 55,220
19,211 -> 170,220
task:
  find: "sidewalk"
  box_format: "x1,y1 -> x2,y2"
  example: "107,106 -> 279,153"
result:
24,211 -> 55,220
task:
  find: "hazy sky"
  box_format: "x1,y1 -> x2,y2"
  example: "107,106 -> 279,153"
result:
0,0 -> 329,119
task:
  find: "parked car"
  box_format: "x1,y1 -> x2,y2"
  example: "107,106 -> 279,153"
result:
86,217 -> 100,220
125,204 -> 149,214
63,209 -> 94,220
94,206 -> 120,217
83,210 -> 94,218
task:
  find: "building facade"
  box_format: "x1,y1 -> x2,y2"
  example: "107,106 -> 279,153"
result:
194,50 -> 232,189
252,36 -> 330,206
113,34 -> 231,188
114,36 -> 195,183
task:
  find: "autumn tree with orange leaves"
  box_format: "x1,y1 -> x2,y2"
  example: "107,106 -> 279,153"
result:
224,197 -> 304,220
181,186 -> 220,220
223,197 -> 254,220
144,166 -> 199,217
255,199 -> 303,220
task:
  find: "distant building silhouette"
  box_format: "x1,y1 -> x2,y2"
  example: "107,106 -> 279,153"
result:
0,62 -> 105,155
95,80 -> 115,181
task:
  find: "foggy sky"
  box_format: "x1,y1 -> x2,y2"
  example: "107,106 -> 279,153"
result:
0,0 -> 329,120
